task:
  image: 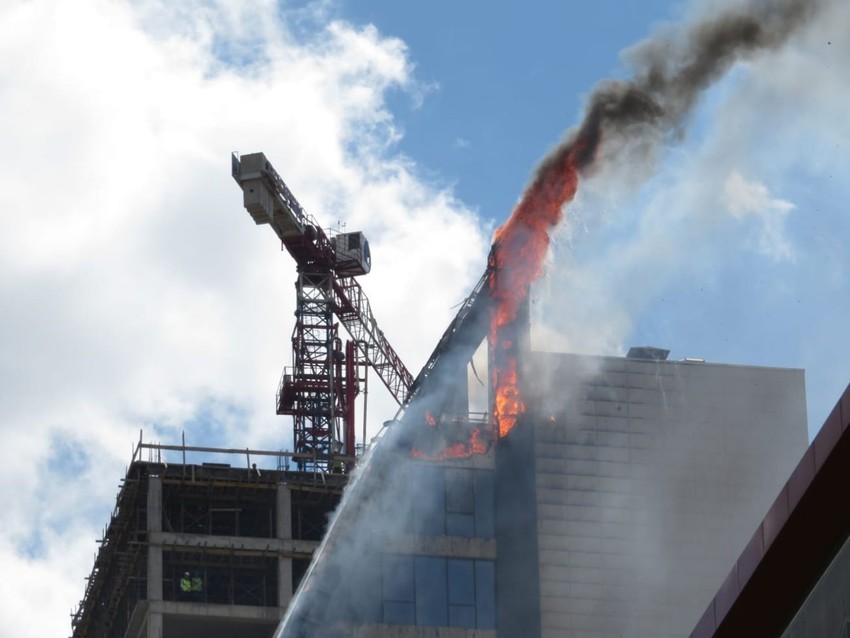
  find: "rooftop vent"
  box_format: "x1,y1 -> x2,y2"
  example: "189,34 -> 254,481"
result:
626,346 -> 670,361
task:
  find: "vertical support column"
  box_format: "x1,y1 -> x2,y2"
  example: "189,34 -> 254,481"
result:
147,476 -> 164,637
277,483 -> 293,608
147,611 -> 163,638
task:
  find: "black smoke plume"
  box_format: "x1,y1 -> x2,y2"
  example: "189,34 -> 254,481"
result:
558,0 -> 826,174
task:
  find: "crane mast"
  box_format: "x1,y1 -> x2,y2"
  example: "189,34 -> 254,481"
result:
231,152 -> 414,472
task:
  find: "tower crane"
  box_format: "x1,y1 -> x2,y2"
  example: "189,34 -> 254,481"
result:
232,152 -> 414,473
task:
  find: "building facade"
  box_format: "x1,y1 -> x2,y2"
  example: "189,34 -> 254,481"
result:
502,350 -> 807,637
277,349 -> 808,638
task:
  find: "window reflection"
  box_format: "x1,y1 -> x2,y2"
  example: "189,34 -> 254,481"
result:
380,555 -> 495,629
448,559 -> 474,605
414,556 -> 447,626
382,555 -> 414,624
408,467 -> 494,538
475,560 -> 496,629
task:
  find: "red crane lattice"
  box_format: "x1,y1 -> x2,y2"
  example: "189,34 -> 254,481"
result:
232,152 -> 413,472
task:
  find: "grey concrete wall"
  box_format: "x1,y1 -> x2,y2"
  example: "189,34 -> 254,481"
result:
527,353 -> 807,638
780,533 -> 850,638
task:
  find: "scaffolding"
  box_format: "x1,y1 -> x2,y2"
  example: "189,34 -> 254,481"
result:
70,462 -> 148,638
70,434 -> 348,638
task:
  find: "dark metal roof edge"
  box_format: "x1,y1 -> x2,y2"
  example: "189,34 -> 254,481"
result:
690,383 -> 850,638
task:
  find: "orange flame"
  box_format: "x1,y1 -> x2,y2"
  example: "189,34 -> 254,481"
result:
490,143 -> 585,437
411,427 -> 489,461
492,349 -> 525,437
410,132 -> 596,460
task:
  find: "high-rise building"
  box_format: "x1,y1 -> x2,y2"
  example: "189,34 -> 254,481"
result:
279,348 -> 808,638
499,350 -> 807,637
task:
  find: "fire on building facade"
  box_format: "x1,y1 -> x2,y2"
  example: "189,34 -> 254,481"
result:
273,346 -> 808,638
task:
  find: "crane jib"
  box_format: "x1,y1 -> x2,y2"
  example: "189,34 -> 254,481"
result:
233,151 -> 414,471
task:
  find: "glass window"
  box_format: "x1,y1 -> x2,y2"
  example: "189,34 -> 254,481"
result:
383,601 -> 415,625
446,468 -> 474,513
383,555 -> 415,625
348,557 -> 381,623
379,556 -> 496,630
414,556 -> 447,626
411,466 -> 445,536
475,560 -> 496,629
408,467 -> 494,539
474,471 -> 495,538
447,559 -> 475,605
446,512 -> 475,537
382,555 -> 414,603
449,604 -> 476,628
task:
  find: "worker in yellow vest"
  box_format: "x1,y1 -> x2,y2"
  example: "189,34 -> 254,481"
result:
191,572 -> 203,601
179,572 -> 192,598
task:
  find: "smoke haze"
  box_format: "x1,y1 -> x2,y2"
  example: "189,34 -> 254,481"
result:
279,0 -> 840,635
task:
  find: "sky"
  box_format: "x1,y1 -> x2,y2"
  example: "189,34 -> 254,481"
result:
0,0 -> 848,635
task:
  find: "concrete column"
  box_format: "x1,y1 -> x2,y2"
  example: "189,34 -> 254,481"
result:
147,475 -> 162,532
277,484 -> 293,607
147,476 -> 163,602
277,483 -> 292,540
147,610 -> 163,638
279,558 -> 294,609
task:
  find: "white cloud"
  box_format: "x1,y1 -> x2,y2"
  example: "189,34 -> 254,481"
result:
722,171 -> 795,261
0,0 -> 489,634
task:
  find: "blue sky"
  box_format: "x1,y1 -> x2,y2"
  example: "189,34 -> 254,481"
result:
0,0 -> 847,633
340,0 -> 683,224
340,0 -> 848,434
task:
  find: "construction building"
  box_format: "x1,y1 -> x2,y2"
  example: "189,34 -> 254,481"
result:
69,440 -> 348,638
70,151 -> 420,638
